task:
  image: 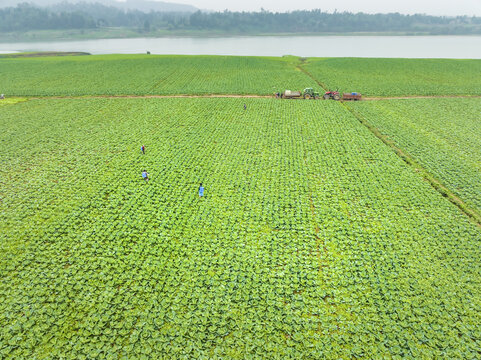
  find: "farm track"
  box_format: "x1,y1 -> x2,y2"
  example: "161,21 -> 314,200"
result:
25,94 -> 481,100
363,95 -> 481,101
29,94 -> 273,100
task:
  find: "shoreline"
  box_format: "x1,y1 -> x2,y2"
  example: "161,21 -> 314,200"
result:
1,30 -> 481,44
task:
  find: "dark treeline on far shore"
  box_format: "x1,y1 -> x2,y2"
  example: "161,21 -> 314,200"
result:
2,3 -> 481,34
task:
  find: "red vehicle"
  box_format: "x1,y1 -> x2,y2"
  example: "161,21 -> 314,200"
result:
323,90 -> 341,100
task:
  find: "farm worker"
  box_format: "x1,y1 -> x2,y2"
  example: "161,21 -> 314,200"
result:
141,145 -> 145,154
142,170 -> 149,182
199,183 -> 204,198
244,103 -> 247,110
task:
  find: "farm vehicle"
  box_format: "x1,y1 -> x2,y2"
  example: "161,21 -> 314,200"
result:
323,90 -> 362,101
342,92 -> 362,101
323,90 -> 341,100
279,88 -> 320,99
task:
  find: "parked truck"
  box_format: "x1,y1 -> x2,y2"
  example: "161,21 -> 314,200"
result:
280,88 -> 320,99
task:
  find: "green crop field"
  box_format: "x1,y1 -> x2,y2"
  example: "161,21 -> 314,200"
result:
0,54 -> 314,96
1,97 -> 480,359
4,54 -> 481,98
303,58 -> 481,96
347,98 -> 481,215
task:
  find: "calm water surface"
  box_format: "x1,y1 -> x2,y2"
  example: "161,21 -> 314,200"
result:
1,36 -> 481,58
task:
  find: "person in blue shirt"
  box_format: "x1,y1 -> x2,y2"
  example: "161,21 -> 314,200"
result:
141,145 -> 145,154
199,183 -> 204,198
142,170 -> 149,182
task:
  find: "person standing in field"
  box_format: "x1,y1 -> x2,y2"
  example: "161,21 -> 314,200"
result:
142,170 -> 149,182
244,103 -> 247,110
141,145 -> 145,154
199,183 -> 204,198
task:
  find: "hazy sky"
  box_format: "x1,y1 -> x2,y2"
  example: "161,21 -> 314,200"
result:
179,0 -> 481,16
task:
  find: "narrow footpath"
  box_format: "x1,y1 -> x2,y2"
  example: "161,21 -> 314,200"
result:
26,94 -> 481,100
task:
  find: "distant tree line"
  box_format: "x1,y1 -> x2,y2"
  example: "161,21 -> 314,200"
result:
0,3 -> 97,30
2,3 -> 481,34
188,10 -> 481,34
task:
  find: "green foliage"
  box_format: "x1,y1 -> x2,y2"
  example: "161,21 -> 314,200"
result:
304,58 -> 481,96
0,98 -> 480,358
0,54 -> 313,96
347,98 -> 481,215
5,55 -> 481,98
2,3 -> 481,35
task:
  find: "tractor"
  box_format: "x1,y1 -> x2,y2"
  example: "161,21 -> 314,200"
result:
302,88 -> 320,99
323,90 -> 341,100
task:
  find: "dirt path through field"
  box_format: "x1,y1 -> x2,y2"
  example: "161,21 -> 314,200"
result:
29,94 -> 272,100
24,94 -> 481,101
363,95 -> 481,101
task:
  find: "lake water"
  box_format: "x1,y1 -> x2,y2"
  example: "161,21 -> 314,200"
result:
1,36 -> 481,58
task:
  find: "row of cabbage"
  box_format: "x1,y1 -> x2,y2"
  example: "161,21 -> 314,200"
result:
1,98 -> 480,359
346,98 -> 481,216
303,58 -> 481,96
0,54 -> 314,96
